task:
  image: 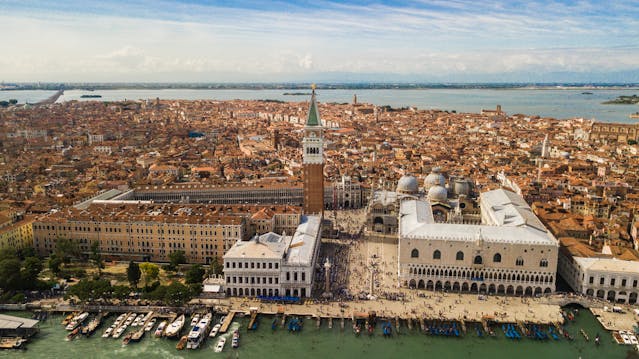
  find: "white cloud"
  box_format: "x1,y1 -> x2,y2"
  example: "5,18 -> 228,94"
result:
0,1 -> 638,81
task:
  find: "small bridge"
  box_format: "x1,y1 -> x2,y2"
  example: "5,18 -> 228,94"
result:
544,294 -> 605,309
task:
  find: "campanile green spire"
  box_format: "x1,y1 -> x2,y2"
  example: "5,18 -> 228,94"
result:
306,84 -> 321,127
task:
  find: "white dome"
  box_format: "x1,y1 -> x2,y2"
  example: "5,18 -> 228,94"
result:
428,185 -> 448,202
452,179 -> 471,196
396,175 -> 419,194
424,167 -> 446,190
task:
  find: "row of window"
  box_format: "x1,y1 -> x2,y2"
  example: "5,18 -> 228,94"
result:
226,261 -> 279,270
411,249 -> 549,268
589,276 -> 638,288
227,276 -> 279,285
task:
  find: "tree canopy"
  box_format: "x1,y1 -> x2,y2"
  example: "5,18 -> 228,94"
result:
126,261 -> 141,288
185,264 -> 205,284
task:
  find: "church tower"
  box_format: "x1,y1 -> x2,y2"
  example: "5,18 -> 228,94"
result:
303,85 -> 324,215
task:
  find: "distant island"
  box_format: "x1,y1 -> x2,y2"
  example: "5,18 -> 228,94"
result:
283,92 -> 312,96
80,94 -> 102,98
602,94 -> 639,104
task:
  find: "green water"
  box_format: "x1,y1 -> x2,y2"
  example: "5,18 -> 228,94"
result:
1,309 -> 634,359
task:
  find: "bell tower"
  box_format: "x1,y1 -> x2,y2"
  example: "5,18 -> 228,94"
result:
303,84 -> 324,215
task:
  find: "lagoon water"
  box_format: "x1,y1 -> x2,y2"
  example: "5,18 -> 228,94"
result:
2,88 -> 639,123
1,309 -> 633,359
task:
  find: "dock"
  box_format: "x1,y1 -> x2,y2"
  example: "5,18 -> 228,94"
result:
219,311 -> 236,334
247,310 -> 258,330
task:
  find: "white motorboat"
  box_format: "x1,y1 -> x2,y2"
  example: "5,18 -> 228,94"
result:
164,314 -> 186,338
214,337 -> 226,353
154,321 -> 167,337
65,312 -> 89,331
209,324 -> 221,338
190,314 -> 201,327
145,318 -> 157,332
186,313 -> 212,350
102,326 -> 114,338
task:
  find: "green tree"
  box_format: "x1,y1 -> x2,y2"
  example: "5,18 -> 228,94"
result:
55,238 -> 81,263
126,261 -> 141,288
48,254 -> 63,276
209,256 -> 223,276
67,279 -> 111,302
0,259 -> 22,290
89,241 -> 104,277
168,250 -> 186,271
17,247 -> 37,260
164,282 -> 191,306
139,262 -> 160,287
185,264 -> 205,284
8,99 -> 17,105
0,248 -> 17,261
21,257 -> 43,283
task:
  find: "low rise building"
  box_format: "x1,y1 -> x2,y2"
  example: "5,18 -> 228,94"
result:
223,215 -> 322,298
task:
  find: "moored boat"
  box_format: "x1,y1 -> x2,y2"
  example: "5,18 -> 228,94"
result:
154,321 -> 167,337
65,327 -> 80,341
186,312 -> 212,349
144,318 -> 156,332
176,335 -> 188,350
122,333 -> 133,345
65,312 -> 89,331
232,330 -> 240,348
164,314 -> 185,338
214,337 -> 226,352
209,324 -> 221,338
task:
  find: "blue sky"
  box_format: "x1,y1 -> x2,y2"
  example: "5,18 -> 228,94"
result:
1,0 -> 639,82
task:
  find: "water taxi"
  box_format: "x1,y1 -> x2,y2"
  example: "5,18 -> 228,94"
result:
164,314 -> 185,338
214,337 -> 226,352
186,313 -> 212,349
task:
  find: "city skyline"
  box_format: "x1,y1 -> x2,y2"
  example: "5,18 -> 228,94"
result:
1,0 -> 639,82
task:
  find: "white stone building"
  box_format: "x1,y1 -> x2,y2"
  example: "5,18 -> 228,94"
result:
398,188 -> 559,296
559,254 -> 639,304
223,215 -> 322,298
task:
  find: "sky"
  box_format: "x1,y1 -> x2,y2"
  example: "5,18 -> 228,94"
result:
1,0 -> 639,83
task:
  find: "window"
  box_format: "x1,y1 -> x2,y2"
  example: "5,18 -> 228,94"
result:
474,255 -> 483,265
611,278 -> 616,286
589,276 -> 594,284
633,280 -> 637,288
456,251 -> 464,261
515,257 -> 524,266
433,250 -> 441,260
493,253 -> 502,263
411,249 -> 419,258
622,279 -> 627,287
539,259 -> 548,267
600,277 -> 604,285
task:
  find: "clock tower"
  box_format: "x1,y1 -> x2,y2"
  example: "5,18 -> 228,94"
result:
303,85 -> 324,215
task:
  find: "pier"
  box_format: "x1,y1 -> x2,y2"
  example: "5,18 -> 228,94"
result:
219,311 -> 237,334
35,89 -> 63,105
